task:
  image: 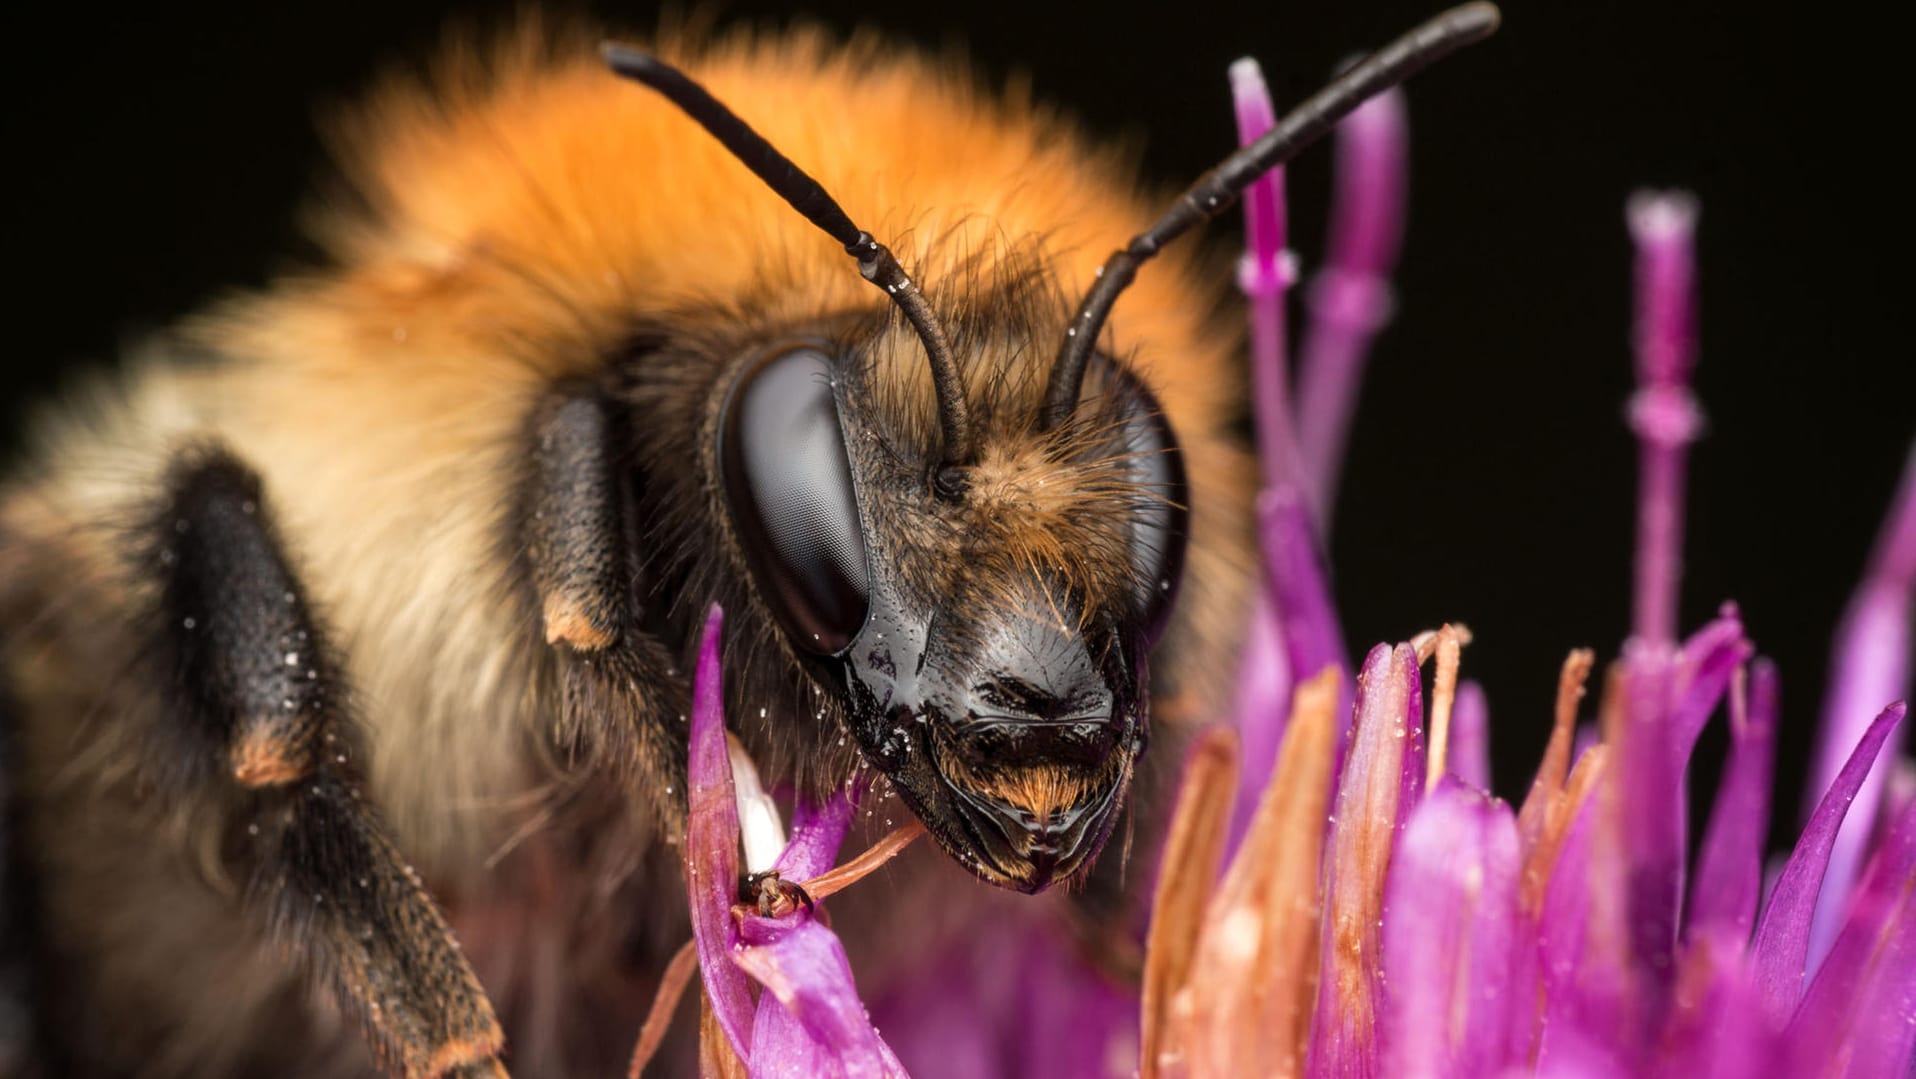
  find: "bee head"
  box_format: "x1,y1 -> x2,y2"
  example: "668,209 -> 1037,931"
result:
718,328 -> 1185,890
607,2 -> 1499,889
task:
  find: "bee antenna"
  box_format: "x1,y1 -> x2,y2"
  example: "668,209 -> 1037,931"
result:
603,44 -> 975,472
1038,2 -> 1501,430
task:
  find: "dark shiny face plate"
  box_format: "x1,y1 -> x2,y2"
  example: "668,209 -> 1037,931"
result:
834,570 -> 1144,892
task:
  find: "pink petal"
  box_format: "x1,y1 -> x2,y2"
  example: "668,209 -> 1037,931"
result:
774,790 -> 855,882
735,913 -> 908,1079
1806,443 -> 1916,968
1296,87 -> 1408,525
872,915 -> 1131,1079
1751,701 -> 1908,1024
1785,791 -> 1916,1076
1229,56 -> 1303,495
1257,488 -> 1348,691
1688,659 -> 1779,944
1397,646 -> 1428,822
1009,932 -> 1137,1079
866,921 -> 1016,1079
1535,778 -> 1609,1068
1648,930 -> 1776,1079
685,604 -> 758,1057
1230,57 -> 1288,283
1527,1029 -> 1630,1079
1447,680 -> 1491,792
1256,488 -> 1351,761
1229,590 -> 1294,851
1669,609 -> 1752,759
1381,780 -> 1522,1078
1611,647 -> 1686,1031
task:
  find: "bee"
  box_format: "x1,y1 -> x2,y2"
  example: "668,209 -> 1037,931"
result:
0,6 -> 1496,1076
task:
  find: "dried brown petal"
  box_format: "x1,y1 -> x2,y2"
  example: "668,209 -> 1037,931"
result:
1174,668 -> 1341,1079
699,995 -> 749,1079
630,937 -> 698,1079
1140,725 -> 1241,1079
1425,625 -> 1468,789
1517,649 -> 1594,855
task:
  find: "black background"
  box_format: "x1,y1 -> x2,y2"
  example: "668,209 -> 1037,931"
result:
3,1 -> 1910,849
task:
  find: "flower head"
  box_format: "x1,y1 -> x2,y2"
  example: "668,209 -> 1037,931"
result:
1129,149 -> 1916,1076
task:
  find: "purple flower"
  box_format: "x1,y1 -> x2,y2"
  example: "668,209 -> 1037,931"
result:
1132,167 -> 1915,1076
636,605 -> 919,1079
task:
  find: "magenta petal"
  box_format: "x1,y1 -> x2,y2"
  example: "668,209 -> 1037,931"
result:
1750,701 -> 1909,1023
1229,590 -> 1295,851
1007,928 -> 1137,1079
1688,659 -> 1779,945
1785,794 -> 1916,1077
1381,780 -> 1522,1077
1614,647 -> 1685,1027
1230,56 -> 1286,280
1528,1029 -> 1630,1079
1296,88 -> 1407,524
1649,930 -> 1777,1079
1448,679 -> 1491,791
874,916 -> 1133,1079
1229,57 -> 1303,494
774,791 -> 854,882
1402,646 -> 1427,815
1256,487 -> 1349,726
1806,443 -> 1916,967
683,604 -> 758,1058
1887,756 -> 1916,828
736,913 -> 908,1079
1536,783 -> 1608,1067
865,932 -> 1006,1079
1669,610 -> 1751,759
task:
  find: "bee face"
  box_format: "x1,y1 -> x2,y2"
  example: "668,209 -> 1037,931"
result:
718,315 -> 1187,891
592,6 -> 1498,893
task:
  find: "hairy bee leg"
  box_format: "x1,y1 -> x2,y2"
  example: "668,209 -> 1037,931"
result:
525,394 -> 686,818
528,395 -> 628,653
158,452 -> 507,1078
255,774 -> 507,1078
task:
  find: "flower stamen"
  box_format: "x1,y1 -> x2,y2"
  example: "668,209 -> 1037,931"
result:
627,937 -> 698,1079
798,820 -> 927,903
1425,624 -> 1469,788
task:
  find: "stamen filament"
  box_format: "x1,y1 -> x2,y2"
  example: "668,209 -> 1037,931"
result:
799,820 -> 928,902
628,938 -> 699,1079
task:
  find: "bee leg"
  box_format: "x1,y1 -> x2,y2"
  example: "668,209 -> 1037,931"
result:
525,393 -> 687,822
157,451 -> 507,1078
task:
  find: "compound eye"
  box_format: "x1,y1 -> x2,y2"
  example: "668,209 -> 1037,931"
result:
1114,378 -> 1190,647
719,346 -> 870,655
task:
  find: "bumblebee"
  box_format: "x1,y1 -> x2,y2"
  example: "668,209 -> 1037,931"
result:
0,7 -> 1495,1076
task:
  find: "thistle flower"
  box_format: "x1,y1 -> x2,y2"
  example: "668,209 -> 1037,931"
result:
1130,77 -> 1916,1073
631,54 -> 1915,1079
